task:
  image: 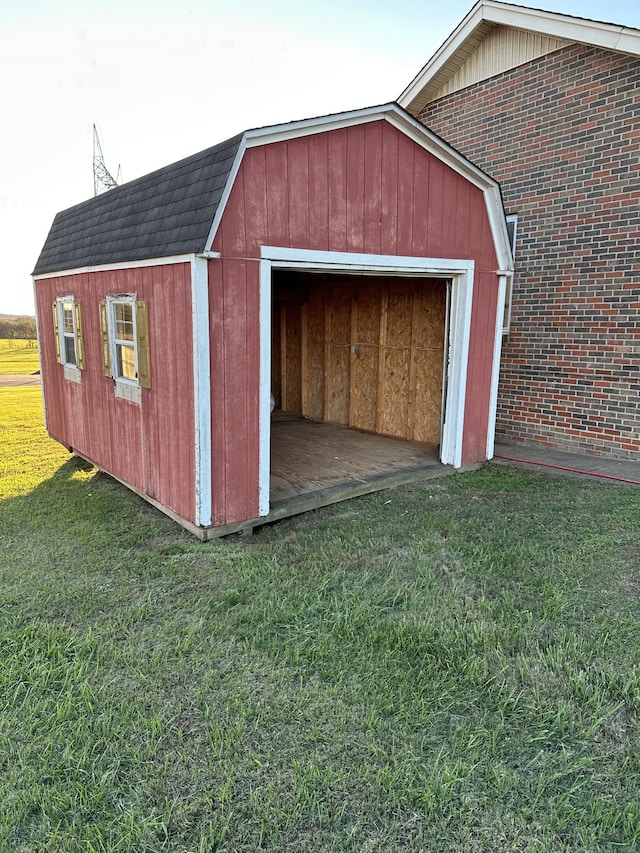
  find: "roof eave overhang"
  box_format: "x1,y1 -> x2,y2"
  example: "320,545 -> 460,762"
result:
398,0 -> 640,114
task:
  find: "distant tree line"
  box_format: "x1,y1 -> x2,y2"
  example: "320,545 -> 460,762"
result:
0,315 -> 37,339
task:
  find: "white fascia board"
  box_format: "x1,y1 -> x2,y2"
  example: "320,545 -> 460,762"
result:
484,1 -> 640,54
398,0 -> 640,109
191,255 -> 212,527
33,254 -> 194,281
243,104 -> 399,149
398,1 -> 484,108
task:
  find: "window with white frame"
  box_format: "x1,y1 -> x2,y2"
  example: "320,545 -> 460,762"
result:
52,296 -> 85,378
100,295 -> 151,399
503,215 -> 518,335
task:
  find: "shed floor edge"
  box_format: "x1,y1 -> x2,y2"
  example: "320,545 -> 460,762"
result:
72,452 -> 481,541
199,461 -> 480,540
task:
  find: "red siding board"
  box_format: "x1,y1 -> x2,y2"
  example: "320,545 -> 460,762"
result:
211,119 -> 500,525
327,129 -> 348,252
221,259 -> 250,523
208,258 -> 227,526
308,134 -> 330,251
36,262 -> 196,525
380,122 -> 399,255
241,147 -> 269,256
287,138 -> 311,248
396,132 -> 415,257
39,120 -> 501,532
426,157 -> 444,257
345,124 -> 366,254
363,121 -> 383,255
265,143 -> 290,247
411,150 -> 430,257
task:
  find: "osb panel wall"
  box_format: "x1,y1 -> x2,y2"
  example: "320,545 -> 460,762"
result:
273,273 -> 446,445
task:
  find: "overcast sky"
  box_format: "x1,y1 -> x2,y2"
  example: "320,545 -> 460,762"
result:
2,0 -> 639,315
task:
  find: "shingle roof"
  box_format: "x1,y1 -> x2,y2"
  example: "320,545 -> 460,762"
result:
32,132 -> 243,276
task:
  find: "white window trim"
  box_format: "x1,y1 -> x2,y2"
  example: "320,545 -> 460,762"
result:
63,364 -> 81,384
258,246 -> 476,518
106,294 -> 141,403
56,295 -> 80,375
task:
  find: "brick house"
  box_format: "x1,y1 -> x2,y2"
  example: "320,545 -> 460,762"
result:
399,0 -> 640,459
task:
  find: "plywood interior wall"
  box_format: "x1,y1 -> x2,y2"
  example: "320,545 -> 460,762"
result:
272,273 -> 447,446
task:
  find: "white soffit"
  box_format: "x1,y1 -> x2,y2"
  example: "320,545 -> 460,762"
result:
398,0 -> 640,114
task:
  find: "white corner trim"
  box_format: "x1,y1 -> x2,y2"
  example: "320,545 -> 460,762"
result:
484,189 -> 514,275
439,261 -> 474,469
33,254 -> 195,281
486,274 -> 508,460
191,255 -> 212,527
32,277 -> 47,430
258,259 -> 272,517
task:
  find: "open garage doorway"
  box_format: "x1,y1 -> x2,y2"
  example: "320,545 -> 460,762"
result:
267,269 -> 450,507
257,247 -> 477,520
271,270 -> 448,443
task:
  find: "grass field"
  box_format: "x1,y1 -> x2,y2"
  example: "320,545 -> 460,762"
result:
0,338 -> 40,375
1,387 -> 639,852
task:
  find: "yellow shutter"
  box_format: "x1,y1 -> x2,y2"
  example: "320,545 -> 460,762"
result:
74,300 -> 85,369
52,302 -> 62,363
99,301 -> 111,377
136,300 -> 151,389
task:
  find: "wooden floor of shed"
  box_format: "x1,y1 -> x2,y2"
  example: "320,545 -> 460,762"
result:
265,412 -> 452,526
199,413 -> 466,538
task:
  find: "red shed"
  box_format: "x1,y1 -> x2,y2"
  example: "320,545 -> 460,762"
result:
33,104 -> 513,538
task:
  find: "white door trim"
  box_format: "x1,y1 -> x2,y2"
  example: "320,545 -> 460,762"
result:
258,247 -> 476,517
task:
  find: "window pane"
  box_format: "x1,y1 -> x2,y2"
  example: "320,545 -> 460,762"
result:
63,304 -> 74,334
117,342 -> 136,380
115,303 -> 134,341
64,335 -> 76,366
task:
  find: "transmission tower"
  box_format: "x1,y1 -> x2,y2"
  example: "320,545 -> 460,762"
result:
93,124 -> 121,196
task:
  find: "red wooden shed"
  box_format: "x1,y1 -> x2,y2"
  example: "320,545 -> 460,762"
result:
33,104 -> 513,538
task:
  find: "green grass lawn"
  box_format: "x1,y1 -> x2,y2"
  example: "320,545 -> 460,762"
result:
0,338 -> 40,375
1,387 -> 639,852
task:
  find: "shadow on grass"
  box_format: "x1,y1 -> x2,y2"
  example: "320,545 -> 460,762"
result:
0,455 -> 181,547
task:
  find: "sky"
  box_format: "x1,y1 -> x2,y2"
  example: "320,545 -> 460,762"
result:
2,0 -> 639,315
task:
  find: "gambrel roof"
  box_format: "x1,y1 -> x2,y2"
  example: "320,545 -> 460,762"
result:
33,133 -> 243,275
33,103 -> 514,277
398,0 -> 640,114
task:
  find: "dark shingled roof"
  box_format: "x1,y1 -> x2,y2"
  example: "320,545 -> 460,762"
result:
33,132 -> 244,276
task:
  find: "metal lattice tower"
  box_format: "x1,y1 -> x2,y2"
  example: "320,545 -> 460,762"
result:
93,124 -> 121,196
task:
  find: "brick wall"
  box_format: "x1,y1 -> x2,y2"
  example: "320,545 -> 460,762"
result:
419,44 -> 640,458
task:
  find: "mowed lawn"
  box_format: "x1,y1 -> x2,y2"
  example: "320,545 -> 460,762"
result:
1,387 -> 639,852
0,338 -> 40,375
